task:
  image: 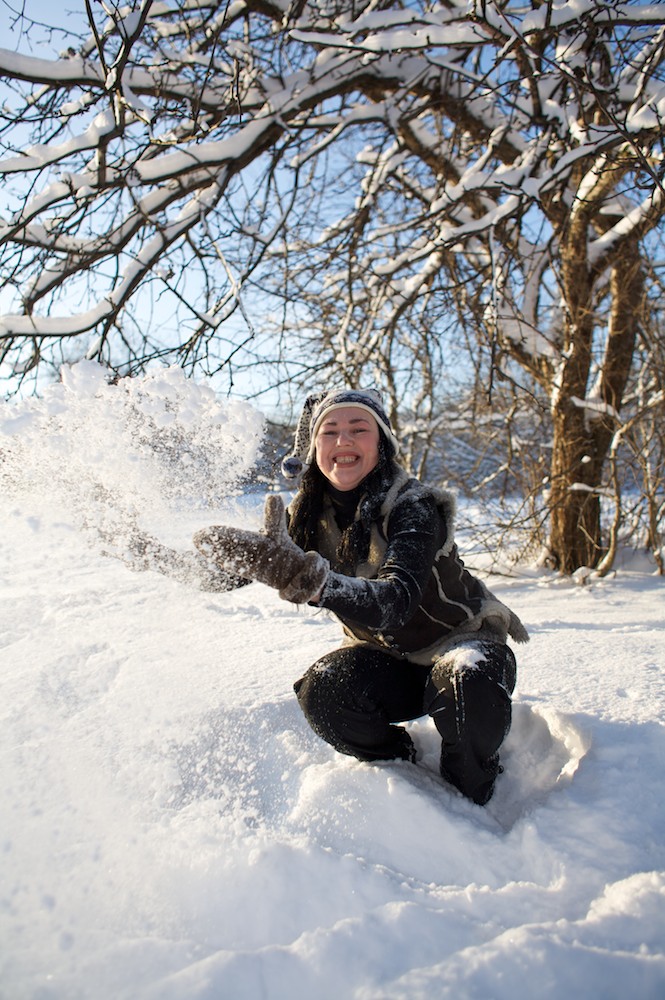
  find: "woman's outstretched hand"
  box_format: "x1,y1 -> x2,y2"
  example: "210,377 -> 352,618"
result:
193,494 -> 328,604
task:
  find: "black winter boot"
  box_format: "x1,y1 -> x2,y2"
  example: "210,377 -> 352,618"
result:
440,748 -> 502,805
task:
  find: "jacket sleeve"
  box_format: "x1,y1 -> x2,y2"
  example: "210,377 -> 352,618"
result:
315,493 -> 445,631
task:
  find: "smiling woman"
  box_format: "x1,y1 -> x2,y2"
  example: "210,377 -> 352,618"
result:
314,408 -> 380,491
195,387 -> 529,806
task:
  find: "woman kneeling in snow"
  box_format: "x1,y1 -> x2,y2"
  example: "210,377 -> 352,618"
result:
195,389 -> 528,806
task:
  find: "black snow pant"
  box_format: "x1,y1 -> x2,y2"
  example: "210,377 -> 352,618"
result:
294,638 -> 517,806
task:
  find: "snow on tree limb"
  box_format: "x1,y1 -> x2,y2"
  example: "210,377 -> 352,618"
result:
0,1 -> 663,394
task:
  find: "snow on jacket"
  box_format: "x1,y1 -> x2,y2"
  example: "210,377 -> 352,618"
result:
296,468 -> 529,664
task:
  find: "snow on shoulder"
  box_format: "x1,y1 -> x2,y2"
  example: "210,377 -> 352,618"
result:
0,363 -> 663,999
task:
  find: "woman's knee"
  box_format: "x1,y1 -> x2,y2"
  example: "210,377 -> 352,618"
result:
424,640 -> 516,748
423,640 -> 517,804
293,647 -> 379,738
426,640 -> 516,703
295,647 -> 366,712
293,646 -> 420,762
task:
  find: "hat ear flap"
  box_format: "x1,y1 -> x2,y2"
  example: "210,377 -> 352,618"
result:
281,455 -> 304,479
281,391 -> 327,479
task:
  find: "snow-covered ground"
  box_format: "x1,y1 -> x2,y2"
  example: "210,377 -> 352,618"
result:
1,364 -> 663,1000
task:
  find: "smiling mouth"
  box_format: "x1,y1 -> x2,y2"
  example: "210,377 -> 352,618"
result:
334,455 -> 359,465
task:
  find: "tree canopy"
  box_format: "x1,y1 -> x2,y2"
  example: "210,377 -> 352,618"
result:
1,0 -> 664,571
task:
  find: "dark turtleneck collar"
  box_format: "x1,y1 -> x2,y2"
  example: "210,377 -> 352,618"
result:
325,481 -> 366,531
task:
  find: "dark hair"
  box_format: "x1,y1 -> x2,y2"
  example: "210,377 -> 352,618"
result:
288,432 -> 397,570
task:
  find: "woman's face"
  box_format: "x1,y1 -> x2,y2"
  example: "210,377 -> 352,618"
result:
314,406 -> 381,491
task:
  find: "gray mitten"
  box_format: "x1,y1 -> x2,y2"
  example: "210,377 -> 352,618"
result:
193,494 -> 328,603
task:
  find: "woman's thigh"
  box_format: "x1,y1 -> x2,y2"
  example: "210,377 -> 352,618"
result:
295,645 -> 430,722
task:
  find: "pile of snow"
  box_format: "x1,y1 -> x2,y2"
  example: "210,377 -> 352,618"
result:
0,363 -> 663,999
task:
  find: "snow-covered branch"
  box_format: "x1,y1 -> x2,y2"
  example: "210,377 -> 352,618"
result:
0,3 -> 663,574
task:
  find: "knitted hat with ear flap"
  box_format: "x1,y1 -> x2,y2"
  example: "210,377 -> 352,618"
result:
281,388 -> 399,480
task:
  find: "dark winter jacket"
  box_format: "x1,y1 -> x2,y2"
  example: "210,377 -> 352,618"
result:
293,467 -> 528,664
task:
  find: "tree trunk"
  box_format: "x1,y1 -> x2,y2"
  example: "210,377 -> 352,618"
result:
549,400 -> 603,572
548,240 -> 643,572
547,204 -> 600,572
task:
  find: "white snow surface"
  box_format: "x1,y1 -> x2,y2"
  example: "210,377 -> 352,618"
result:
1,363 -> 664,1000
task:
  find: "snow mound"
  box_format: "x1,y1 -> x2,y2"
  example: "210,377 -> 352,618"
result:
488,702 -> 591,828
152,690 -> 590,895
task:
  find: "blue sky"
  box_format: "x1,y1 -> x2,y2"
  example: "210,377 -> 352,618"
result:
2,0 -> 83,48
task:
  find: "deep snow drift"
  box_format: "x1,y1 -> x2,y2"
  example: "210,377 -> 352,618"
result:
1,363 -> 663,1000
